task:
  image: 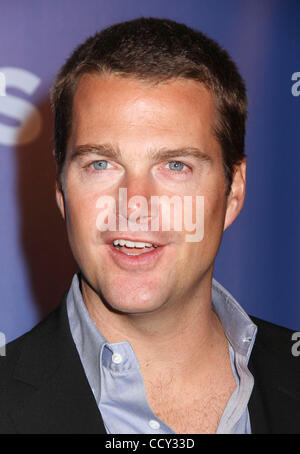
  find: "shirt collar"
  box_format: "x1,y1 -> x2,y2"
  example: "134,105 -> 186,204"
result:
67,274 -> 257,400
67,274 -> 105,403
212,278 -> 257,358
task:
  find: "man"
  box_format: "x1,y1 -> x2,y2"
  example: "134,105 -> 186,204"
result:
0,17 -> 299,434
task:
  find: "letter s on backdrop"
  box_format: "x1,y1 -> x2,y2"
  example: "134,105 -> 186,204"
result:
0,67 -> 42,146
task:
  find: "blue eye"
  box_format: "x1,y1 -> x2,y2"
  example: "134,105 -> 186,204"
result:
167,161 -> 185,171
92,160 -> 108,170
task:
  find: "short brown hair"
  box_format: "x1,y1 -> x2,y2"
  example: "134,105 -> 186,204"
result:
50,17 -> 247,193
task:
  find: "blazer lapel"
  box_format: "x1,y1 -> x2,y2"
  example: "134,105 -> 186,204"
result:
8,300 -> 106,434
247,368 -> 270,434
248,317 -> 300,434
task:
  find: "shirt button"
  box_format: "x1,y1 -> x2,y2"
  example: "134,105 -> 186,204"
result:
149,419 -> 160,430
112,353 -> 123,364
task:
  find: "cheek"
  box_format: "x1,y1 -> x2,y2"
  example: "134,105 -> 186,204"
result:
203,190 -> 227,244
64,187 -> 99,241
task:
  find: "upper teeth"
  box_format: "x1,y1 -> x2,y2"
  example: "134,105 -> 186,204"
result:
113,239 -> 157,248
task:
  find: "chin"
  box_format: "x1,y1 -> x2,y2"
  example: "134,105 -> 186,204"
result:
99,285 -> 166,315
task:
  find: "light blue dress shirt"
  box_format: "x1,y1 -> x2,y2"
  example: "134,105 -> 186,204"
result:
67,274 -> 257,434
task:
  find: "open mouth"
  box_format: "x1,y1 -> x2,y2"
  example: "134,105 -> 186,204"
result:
112,239 -> 159,256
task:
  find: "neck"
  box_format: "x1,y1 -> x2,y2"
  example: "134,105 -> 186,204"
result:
81,270 -> 228,381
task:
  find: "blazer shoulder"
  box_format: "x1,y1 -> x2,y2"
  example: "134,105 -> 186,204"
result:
249,314 -> 299,358
0,298 -> 106,434
250,314 -> 297,339
0,303 -> 63,392
249,314 -> 300,397
249,314 -> 300,372
248,315 -> 300,433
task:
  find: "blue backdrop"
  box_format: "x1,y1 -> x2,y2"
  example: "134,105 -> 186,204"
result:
0,0 -> 299,342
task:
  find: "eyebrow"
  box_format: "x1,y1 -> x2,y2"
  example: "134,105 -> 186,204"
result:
149,148 -> 212,164
70,143 -> 212,164
70,144 -> 121,161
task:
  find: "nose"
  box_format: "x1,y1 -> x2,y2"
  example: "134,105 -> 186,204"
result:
118,174 -> 156,225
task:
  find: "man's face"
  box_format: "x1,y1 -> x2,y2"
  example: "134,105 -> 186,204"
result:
56,74 -> 244,314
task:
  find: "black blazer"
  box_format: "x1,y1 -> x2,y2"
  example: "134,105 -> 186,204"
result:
0,298 -> 299,434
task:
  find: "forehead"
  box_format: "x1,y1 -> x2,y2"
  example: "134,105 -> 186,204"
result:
69,73 -> 219,155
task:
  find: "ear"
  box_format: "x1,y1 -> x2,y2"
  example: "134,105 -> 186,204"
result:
223,158 -> 246,231
55,179 -> 66,220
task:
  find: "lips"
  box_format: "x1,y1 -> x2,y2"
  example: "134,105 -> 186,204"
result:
105,236 -> 166,268
112,238 -> 158,256
106,235 -> 163,248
